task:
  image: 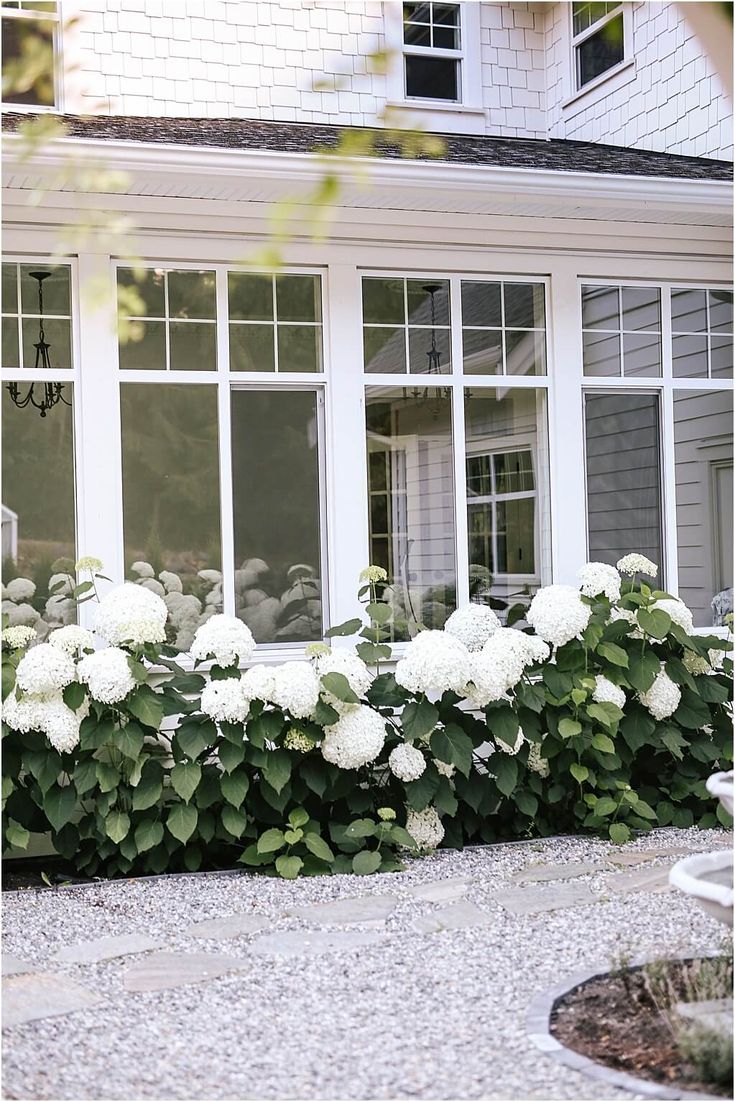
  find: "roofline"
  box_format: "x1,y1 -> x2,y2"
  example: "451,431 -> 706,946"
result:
3,133 -> 732,215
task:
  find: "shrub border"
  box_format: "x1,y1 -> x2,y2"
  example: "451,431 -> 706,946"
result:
525,948 -> 726,1101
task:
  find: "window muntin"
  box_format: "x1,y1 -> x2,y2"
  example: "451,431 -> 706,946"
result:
672,288 -> 733,380
228,273 -> 323,373
402,1 -> 462,102
571,2 -> 625,90
363,277 -> 451,374
2,261 -> 72,370
1,0 -> 59,108
117,267 -> 217,372
462,281 -> 546,376
582,285 -> 661,378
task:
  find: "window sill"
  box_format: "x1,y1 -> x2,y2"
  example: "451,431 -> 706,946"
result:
561,58 -> 636,119
2,101 -> 59,113
385,99 -> 486,135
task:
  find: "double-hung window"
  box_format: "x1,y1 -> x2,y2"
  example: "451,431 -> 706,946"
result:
1,0 -> 60,108
402,2 -> 463,103
571,2 -> 626,91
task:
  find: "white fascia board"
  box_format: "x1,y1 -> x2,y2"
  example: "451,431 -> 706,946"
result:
3,133 -> 732,218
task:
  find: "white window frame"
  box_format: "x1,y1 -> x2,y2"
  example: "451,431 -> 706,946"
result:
580,277 -> 734,628
562,1 -> 635,116
1,0 -> 63,112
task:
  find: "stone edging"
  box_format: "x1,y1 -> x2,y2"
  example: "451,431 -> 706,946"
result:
526,949 -> 725,1101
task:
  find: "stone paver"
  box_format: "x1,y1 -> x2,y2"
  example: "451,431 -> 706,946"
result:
3,973 -> 103,1027
413,900 -> 494,933
513,861 -> 601,884
287,894 -> 396,925
2,954 -> 38,977
52,933 -> 163,965
183,914 -> 270,940
405,877 -> 471,903
492,882 -> 598,915
605,866 -> 673,894
249,929 -> 384,958
123,952 -> 247,994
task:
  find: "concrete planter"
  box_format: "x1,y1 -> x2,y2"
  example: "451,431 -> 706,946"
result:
669,850 -> 733,928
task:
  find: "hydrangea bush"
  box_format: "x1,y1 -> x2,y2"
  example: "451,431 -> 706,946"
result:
2,555 -> 732,878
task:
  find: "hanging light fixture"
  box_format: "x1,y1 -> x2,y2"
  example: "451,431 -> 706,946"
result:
422,283 -> 451,416
5,270 -> 71,418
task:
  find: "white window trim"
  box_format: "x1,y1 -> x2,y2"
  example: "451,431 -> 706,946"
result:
1,1 -> 63,112
562,1 -> 635,116
384,1 -> 484,135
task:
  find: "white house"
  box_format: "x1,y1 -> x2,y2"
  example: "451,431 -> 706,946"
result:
1,0 -> 733,651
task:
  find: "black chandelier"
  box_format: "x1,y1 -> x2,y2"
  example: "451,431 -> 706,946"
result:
403,283 -> 451,411
6,270 -> 71,418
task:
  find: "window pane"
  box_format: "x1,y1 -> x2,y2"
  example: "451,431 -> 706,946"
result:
622,286 -> 660,332
231,390 -> 323,643
2,16 -> 55,106
3,263 -> 18,314
167,270 -> 216,320
504,283 -> 545,329
121,384 -> 221,647
118,320 -> 166,371
461,282 -> 501,327
366,388 -> 456,635
672,333 -> 708,379
2,383 -> 76,636
674,390 -> 733,627
405,54 -> 459,100
228,273 -> 273,322
582,285 -> 619,330
407,280 -> 450,326
362,278 -> 404,325
408,326 -> 451,373
20,264 -> 69,316
709,290 -> 733,334
117,267 -> 165,318
672,288 -> 707,334
577,11 -> 624,87
2,316 -> 19,367
276,275 -> 321,323
711,335 -> 733,380
403,21 -> 431,45
22,318 -> 71,370
277,324 -> 322,372
229,324 -> 275,372
433,25 -> 459,48
169,321 -> 216,371
434,3 -> 460,26
622,331 -> 661,377
585,392 -> 662,578
583,330 -> 620,376
364,327 -> 406,373
465,388 -> 550,610
462,328 -> 502,374
505,329 -> 546,376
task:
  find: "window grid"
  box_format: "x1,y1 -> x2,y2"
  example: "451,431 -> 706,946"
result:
670,285 -> 734,381
581,283 -> 662,379
461,278 -> 547,377
227,272 -> 324,375
1,260 -> 73,371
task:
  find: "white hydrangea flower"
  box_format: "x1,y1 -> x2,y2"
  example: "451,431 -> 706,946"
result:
650,598 -> 694,637
240,664 -> 277,703
198,569 -> 223,585
320,704 -> 386,769
2,600 -> 40,628
45,595 -> 75,625
638,664 -> 681,721
465,629 -> 548,708
3,691 -> 53,734
593,675 -> 626,710
315,650 -> 372,711
3,690 -> 85,752
16,643 -> 75,695
269,661 -> 320,719
609,605 -> 643,640
48,572 -> 74,596
616,553 -> 658,578
159,571 -> 183,595
139,578 -> 166,598
395,630 -> 471,696
190,614 -> 255,667
526,741 -> 550,778
2,625 -> 37,650
578,562 -> 622,602
388,743 -> 426,782
5,577 -> 36,602
360,565 -> 388,583
527,585 -> 592,648
433,757 -> 455,779
43,699 -> 82,754
405,805 -> 444,850
75,556 -> 103,573
130,561 -> 155,579
78,647 -> 136,704
94,583 -> 167,647
496,725 -> 525,755
444,604 -> 501,652
283,726 -> 317,753
682,649 -> 726,675
48,624 -> 94,655
201,677 -> 249,724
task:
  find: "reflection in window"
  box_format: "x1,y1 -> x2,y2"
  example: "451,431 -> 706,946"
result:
465,388 -> 550,613
2,384 -> 76,636
582,285 -> 661,377
117,267 -> 217,371
572,2 -> 624,89
231,390 -> 324,643
461,281 -> 546,376
674,390 -> 733,627
2,1 -> 58,107
584,391 -> 662,579
403,2 -> 461,101
2,262 -> 72,370
120,384 -> 222,650
363,277 -> 451,374
672,287 -> 733,380
366,387 -> 455,634
228,272 -> 323,373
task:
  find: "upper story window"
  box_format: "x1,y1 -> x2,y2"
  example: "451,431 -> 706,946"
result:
571,2 -> 625,91
402,2 -> 462,102
1,0 -> 59,109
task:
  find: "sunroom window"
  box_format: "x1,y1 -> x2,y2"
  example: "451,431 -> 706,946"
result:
402,2 -> 462,102
571,2 -> 625,91
1,0 -> 59,108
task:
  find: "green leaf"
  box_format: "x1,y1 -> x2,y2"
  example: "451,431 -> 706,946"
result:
626,651 -> 661,693
594,796 -> 618,816
175,723 -> 212,760
116,723 -> 145,760
352,850 -> 382,875
558,718 -> 582,739
24,749 -> 62,795
429,724 -> 473,778
284,828 -> 303,844
105,809 -> 130,844
313,699 -> 340,727
620,709 -> 656,752
5,818 -> 30,849
515,790 -> 538,817
693,676 -> 730,704
592,733 -> 615,754
587,702 -> 623,730
404,770 -> 439,811
542,666 -> 573,699
401,698 -> 439,741
126,687 -> 164,730
609,822 -> 630,845
73,758 -> 99,797
570,763 -> 589,784
494,755 -> 518,797
221,805 -> 247,838
355,641 -> 392,664
515,681 -> 546,713
96,762 -> 119,794
239,843 -> 270,866
134,818 -> 164,854
300,758 -> 328,797
633,799 -> 657,820
488,706 -> 521,749
288,806 -> 310,828
170,761 -> 201,804
166,802 -> 198,844
221,770 -> 249,808
63,681 -> 86,710
219,740 -> 246,774
597,642 -> 629,668
275,854 -> 303,879
132,774 -> 162,811
320,671 -> 359,704
344,818 -> 376,839
674,689 -> 711,730
366,601 -> 393,624
257,827 -> 286,854
304,833 -> 334,862
43,783 -> 77,832
263,750 -> 292,794
325,618 -> 363,637
637,608 -> 672,639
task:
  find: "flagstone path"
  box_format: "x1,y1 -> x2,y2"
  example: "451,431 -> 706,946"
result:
2,826 -> 731,1100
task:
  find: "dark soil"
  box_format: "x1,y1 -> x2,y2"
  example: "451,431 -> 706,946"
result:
2,855 -> 93,890
551,961 -> 732,1098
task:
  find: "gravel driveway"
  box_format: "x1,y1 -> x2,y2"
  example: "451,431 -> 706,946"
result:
2,827 -> 730,1101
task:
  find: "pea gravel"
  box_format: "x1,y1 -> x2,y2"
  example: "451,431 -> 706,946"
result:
2,826 -> 731,1101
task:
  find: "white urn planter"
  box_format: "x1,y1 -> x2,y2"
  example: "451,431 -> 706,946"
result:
669,851 -> 733,927
706,770 -> 734,817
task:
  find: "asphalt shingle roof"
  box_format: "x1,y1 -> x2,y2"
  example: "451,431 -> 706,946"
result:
3,113 -> 733,181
